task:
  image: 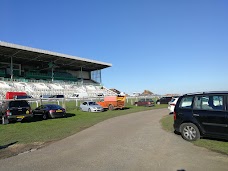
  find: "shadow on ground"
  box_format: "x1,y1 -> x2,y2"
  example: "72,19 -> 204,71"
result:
0,141 -> 18,150
21,113 -> 76,123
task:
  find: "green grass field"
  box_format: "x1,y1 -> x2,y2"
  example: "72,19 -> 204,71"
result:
160,115 -> 228,155
0,103 -> 167,146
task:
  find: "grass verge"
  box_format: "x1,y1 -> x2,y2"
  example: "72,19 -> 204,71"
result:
160,115 -> 228,155
0,104 -> 167,146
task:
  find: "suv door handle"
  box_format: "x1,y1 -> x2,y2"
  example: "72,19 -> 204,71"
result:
193,114 -> 199,117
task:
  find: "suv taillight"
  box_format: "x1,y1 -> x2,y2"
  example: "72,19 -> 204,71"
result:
174,111 -> 176,120
6,110 -> 11,116
49,110 -> 55,113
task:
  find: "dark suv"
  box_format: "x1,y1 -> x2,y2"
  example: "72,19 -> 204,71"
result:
156,97 -> 172,104
0,100 -> 32,124
174,92 -> 228,141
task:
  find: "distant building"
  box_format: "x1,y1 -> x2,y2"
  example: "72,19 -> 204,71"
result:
132,92 -> 141,96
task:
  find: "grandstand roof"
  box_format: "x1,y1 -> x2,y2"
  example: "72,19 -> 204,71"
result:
0,41 -> 112,71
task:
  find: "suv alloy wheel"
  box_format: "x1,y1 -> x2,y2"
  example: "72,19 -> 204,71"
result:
180,123 -> 200,141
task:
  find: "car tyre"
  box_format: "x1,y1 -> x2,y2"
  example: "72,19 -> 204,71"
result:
135,104 -> 138,106
108,105 -> 114,110
42,113 -> 48,120
180,123 -> 200,141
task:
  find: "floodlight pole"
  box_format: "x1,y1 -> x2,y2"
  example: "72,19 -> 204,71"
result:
100,70 -> 102,84
9,50 -> 22,82
10,56 -> 13,81
51,66 -> 54,82
80,67 -> 83,84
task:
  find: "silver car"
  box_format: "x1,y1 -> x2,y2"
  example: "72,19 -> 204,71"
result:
80,101 -> 104,112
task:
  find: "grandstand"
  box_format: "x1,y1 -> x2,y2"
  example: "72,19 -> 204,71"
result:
0,41 -> 117,99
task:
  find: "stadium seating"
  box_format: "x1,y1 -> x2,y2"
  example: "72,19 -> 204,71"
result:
85,85 -> 96,91
0,81 -> 12,89
25,71 -> 78,82
25,71 -> 51,80
50,71 -> 78,81
33,83 -> 50,90
0,79 -> 117,100
0,69 -> 6,77
48,83 -> 64,90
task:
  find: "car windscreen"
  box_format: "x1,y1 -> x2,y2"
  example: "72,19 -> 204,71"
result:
9,101 -> 30,108
89,102 -> 97,105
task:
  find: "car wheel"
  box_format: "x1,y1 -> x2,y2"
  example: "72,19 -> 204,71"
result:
135,104 -> 138,106
180,123 -> 200,141
157,102 -> 160,105
108,105 -> 114,110
42,113 -> 48,120
88,108 -> 91,112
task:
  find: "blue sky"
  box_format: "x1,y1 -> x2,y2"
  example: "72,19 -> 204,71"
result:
1,0 -> 228,95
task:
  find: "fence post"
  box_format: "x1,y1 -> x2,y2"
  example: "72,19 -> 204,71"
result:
36,101 -> 39,107
62,98 -> 66,111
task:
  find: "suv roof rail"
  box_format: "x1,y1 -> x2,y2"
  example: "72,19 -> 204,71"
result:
183,91 -> 228,96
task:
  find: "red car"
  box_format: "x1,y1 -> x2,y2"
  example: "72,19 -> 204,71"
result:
134,98 -> 155,107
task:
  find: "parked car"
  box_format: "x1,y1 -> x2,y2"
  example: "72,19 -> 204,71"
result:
49,95 -> 65,98
174,91 -> 228,141
134,98 -> 155,107
156,97 -> 172,104
15,95 -> 33,99
40,95 -> 51,99
33,104 -> 66,119
69,93 -> 79,98
0,100 -> 33,124
80,101 -> 104,112
168,97 -> 179,113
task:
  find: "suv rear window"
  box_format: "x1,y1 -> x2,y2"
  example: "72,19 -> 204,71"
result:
179,96 -> 193,108
9,101 -> 30,108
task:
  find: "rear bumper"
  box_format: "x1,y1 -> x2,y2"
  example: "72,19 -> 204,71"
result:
7,114 -> 33,120
173,120 -> 181,133
50,112 -> 66,118
168,106 -> 175,113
